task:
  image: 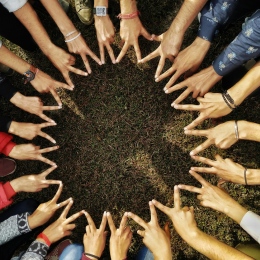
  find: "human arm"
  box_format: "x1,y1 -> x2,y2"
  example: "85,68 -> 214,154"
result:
116,0 -> 155,63
127,202 -> 172,260
106,212 -> 132,260
94,0 -> 116,64
82,211 -> 107,260
153,185 -> 252,260
140,0 -> 207,78
190,154 -> 260,185
40,0 -> 101,72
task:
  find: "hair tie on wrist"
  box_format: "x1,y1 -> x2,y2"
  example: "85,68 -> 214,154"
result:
37,232 -> 51,247
65,32 -> 81,43
65,30 -> 77,38
117,10 -> 140,19
84,253 -> 100,260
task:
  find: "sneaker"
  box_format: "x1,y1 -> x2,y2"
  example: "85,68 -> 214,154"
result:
75,0 -> 93,25
0,158 -> 16,177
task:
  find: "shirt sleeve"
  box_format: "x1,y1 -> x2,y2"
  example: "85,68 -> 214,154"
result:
213,9 -> 260,76
0,212 -> 31,245
0,0 -> 27,12
20,241 -> 49,260
0,182 -> 16,210
0,132 -> 16,156
240,211 -> 260,244
198,0 -> 239,42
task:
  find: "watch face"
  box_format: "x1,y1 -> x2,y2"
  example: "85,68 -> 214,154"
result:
23,70 -> 35,84
95,6 -> 107,16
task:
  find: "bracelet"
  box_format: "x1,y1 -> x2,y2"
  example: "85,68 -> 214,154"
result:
65,30 -> 77,38
117,10 -> 140,19
234,120 -> 239,140
37,233 -> 51,247
65,32 -> 81,43
244,168 -> 248,185
222,92 -> 234,110
84,253 -> 100,260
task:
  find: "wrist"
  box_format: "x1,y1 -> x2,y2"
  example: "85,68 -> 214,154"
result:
10,92 -> 24,107
120,0 -> 137,14
9,178 -> 21,193
27,213 -> 40,230
8,121 -> 19,136
237,121 -> 248,140
37,233 -> 51,247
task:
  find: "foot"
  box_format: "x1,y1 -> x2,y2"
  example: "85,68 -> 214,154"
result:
75,0 -> 94,25
0,158 -> 16,177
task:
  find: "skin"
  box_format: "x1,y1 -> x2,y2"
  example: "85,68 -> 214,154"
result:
190,155 -> 260,185
152,186 -> 252,260
10,165 -> 61,193
9,121 -> 56,143
107,212 -> 132,260
9,144 -> 59,166
127,202 -> 172,260
117,0 -> 155,63
140,0 -> 208,78
83,211 -> 108,259
94,0 -> 116,64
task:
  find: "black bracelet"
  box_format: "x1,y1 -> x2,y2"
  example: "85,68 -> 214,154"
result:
84,253 -> 100,260
222,92 -> 234,110
244,168 -> 248,185
223,90 -> 237,107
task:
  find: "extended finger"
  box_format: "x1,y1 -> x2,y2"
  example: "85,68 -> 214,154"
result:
184,129 -> 208,137
50,88 -> 62,107
105,42 -> 116,64
86,49 -> 102,65
65,210 -> 85,224
177,184 -> 202,194
99,211 -> 107,232
139,48 -> 159,63
38,131 -> 56,144
106,212 -> 116,233
140,27 -> 153,41
189,139 -> 212,156
116,42 -> 129,63
156,66 -> 176,82
172,88 -> 192,104
80,54 -> 91,74
40,165 -> 58,178
155,56 -> 165,78
137,229 -> 145,237
68,65 -> 88,77
134,41 -> 142,62
127,212 -> 148,230
173,185 -> 181,210
151,199 -> 171,216
84,211 -> 97,232
60,199 -> 73,218
189,170 -> 210,187
42,179 -> 62,185
99,43 -> 105,64
38,155 -> 56,166
119,212 -> 128,231
38,113 -> 55,123
62,71 -> 74,87
190,166 -> 216,174
52,182 -> 63,202
191,155 -> 216,167
38,145 -> 59,154
149,201 -> 158,223
184,114 -> 207,130
42,106 -> 61,111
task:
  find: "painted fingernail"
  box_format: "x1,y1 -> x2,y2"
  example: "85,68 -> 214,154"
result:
52,140 -> 56,144
155,78 -> 159,82
106,212 -> 110,216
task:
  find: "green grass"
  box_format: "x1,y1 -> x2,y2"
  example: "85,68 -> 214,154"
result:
1,0 -> 260,259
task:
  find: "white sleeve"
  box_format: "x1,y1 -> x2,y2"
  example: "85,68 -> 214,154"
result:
0,40 -> 2,48
0,0 -> 27,12
240,211 -> 260,244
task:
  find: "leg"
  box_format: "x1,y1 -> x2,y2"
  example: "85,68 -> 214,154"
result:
0,198 -> 39,260
135,246 -> 154,260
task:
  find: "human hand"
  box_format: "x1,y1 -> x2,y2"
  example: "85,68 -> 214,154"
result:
27,183 -> 71,229
107,212 -> 132,260
95,16 -> 116,64
46,45 -> 89,87
155,37 -> 211,84
140,29 -> 183,78
42,201 -> 84,244
66,33 -> 102,73
178,170 -> 248,223
185,121 -> 238,155
152,186 -> 199,243
165,66 -> 222,105
10,92 -> 60,123
9,121 -> 56,143
173,92 -> 232,130
30,69 -> 72,107
116,17 -> 155,63
10,165 -> 60,193
83,211 -> 107,259
190,154 -> 246,184
127,202 -> 172,260
9,144 -> 59,166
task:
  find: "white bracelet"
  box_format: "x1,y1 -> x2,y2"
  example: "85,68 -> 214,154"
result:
65,32 -> 81,43
65,30 -> 77,38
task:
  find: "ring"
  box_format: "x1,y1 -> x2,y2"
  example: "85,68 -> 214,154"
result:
57,203 -> 60,207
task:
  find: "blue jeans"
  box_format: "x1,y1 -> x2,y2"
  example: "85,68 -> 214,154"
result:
135,246 -> 154,260
59,243 -> 84,260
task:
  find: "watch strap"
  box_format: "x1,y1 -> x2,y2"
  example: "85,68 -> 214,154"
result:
23,65 -> 38,84
93,6 -> 111,16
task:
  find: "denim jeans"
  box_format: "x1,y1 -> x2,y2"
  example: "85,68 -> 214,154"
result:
59,243 -> 84,260
135,246 -> 154,260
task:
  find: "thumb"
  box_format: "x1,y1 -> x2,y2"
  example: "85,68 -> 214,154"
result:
137,230 -> 145,237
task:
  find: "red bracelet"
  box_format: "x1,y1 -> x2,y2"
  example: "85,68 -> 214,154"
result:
117,10 -> 140,19
37,233 -> 51,247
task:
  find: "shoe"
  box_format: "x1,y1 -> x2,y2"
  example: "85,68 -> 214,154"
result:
46,239 -> 72,260
75,0 -> 94,25
0,158 -> 16,177
58,0 -> 70,14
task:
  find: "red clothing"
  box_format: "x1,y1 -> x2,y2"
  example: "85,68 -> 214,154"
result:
0,181 -> 16,209
0,132 -> 15,155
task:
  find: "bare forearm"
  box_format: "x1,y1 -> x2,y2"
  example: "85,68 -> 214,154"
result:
40,0 -> 75,36
229,61 -> 260,105
184,229 -> 252,260
14,2 -> 54,55
119,0 -> 137,13
169,0 -> 207,35
94,0 -> 108,7
238,120 -> 260,142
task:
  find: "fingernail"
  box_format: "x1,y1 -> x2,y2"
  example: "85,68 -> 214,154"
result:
115,59 -> 119,63
106,212 -> 110,216
155,75 -> 158,79
178,184 -> 182,188
174,185 -> 178,190
59,105 -> 62,109
191,167 -> 195,170
51,120 -> 55,123
102,61 -> 105,65
190,151 -> 194,156
149,201 -> 152,205
59,180 -> 62,184
103,211 -> 106,215
165,89 -> 168,93
99,62 -> 102,65
112,60 -> 116,64
52,163 -> 57,166
171,103 -> 175,107
52,140 -> 56,144
84,72 -> 88,76
155,78 -> 159,82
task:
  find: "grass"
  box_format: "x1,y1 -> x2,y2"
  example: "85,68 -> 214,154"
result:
1,0 -> 260,259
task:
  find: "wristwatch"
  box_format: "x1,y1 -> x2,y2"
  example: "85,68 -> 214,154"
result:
23,65 -> 38,84
93,6 -> 110,16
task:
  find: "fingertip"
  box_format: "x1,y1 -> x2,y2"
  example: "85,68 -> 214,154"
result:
190,151 -> 194,156
174,185 -> 178,190
106,212 -> 111,216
